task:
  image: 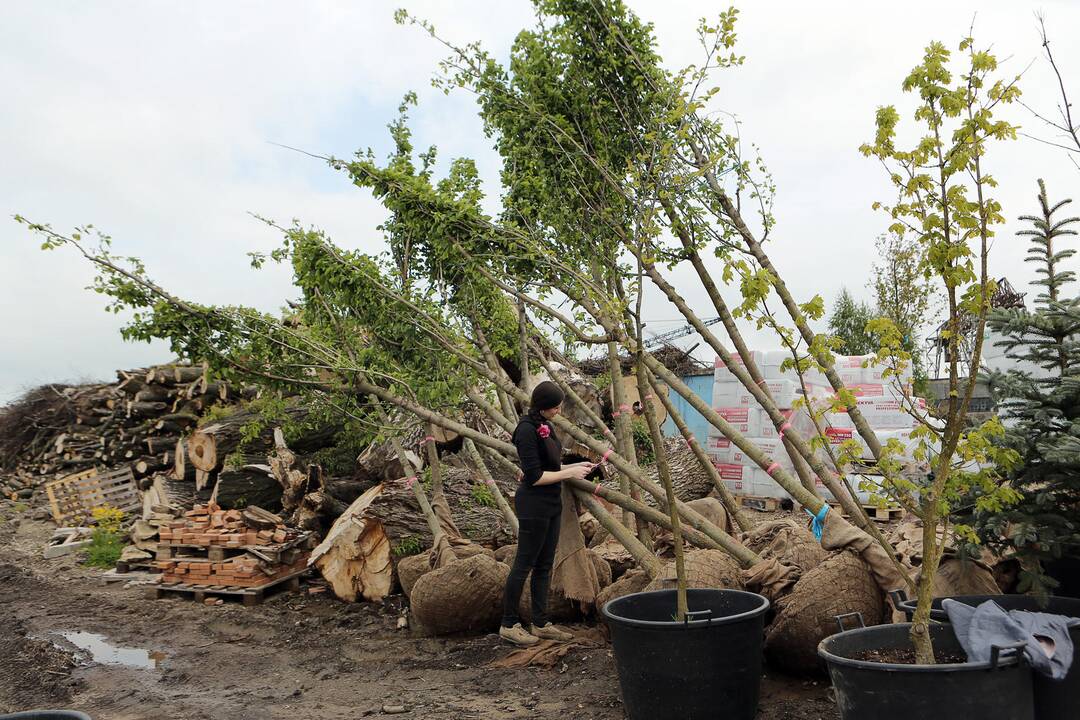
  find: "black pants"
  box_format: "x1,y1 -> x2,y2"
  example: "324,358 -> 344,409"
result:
501,515 -> 561,628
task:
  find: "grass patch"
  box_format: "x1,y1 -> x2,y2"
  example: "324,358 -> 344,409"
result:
392,535 -> 424,557
469,483 -> 497,508
82,529 -> 125,568
82,504 -> 126,569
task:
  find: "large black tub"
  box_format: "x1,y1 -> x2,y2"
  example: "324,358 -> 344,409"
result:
819,621 -> 1033,719
602,589 -> 769,720
894,593 -> 1080,720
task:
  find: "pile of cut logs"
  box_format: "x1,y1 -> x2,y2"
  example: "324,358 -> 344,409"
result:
1,363 -> 255,486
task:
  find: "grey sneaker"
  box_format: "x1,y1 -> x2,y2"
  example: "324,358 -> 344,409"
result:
529,623 -> 574,642
499,623 -> 539,646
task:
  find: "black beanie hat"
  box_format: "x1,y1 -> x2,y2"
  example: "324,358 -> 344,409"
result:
530,380 -> 565,411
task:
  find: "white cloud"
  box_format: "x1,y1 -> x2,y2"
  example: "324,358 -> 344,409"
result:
2,1 -> 1078,401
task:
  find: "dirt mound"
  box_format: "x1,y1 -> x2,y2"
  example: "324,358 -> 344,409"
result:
765,550 -> 883,675
0,612 -> 80,712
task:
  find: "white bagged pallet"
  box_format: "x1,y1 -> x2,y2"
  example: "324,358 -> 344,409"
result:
707,406 -> 769,437
853,396 -> 915,428
706,436 -> 785,465
711,462 -> 788,498
711,378 -> 800,410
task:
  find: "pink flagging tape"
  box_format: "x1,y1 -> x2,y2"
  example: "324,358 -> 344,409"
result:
423,435 -> 435,444
612,411 -> 621,417
593,483 -> 603,497
643,394 -> 654,400
765,462 -> 781,475
405,476 -> 417,488
485,478 -> 497,487
618,404 -> 631,412
778,422 -> 792,439
601,448 -> 613,463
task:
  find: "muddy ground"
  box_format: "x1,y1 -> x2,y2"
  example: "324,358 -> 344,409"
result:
0,507 -> 838,720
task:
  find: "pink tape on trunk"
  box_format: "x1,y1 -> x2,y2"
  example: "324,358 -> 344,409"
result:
485,478 -> 497,488
778,422 -> 792,439
612,411 -> 621,417
601,449 -> 613,463
593,482 -> 603,497
765,462 -> 781,475
643,394 -> 654,400
405,476 -> 417,488
423,435 -> 435,444
618,404 -> 631,412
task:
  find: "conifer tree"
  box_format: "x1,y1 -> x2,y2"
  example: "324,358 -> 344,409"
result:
976,180 -> 1080,596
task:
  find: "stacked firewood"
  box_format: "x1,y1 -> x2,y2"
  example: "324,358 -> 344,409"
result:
0,363 -> 255,490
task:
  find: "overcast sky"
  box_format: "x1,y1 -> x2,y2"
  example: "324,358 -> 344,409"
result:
3,1 -> 1079,404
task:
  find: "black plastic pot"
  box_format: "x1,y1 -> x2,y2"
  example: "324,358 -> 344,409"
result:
602,588 -> 769,720
893,592 -> 1080,720
819,621 -> 1033,719
892,592 -> 1080,624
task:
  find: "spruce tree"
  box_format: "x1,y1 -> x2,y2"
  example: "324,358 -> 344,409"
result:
976,179 -> 1080,596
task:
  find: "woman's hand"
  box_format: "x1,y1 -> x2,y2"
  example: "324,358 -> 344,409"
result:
562,462 -> 592,481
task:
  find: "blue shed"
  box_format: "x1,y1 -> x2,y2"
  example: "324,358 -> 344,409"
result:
661,372 -> 713,444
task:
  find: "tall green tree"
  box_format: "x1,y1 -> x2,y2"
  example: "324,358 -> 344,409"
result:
974,180 -> 1080,596
871,232 -> 937,381
827,287 -> 878,355
861,36 -> 1023,662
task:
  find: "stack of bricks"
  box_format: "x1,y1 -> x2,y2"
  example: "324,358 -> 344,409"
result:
157,503 -> 294,547
154,502 -> 308,589
157,554 -> 309,588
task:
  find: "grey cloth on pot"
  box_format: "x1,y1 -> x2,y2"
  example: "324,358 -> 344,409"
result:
943,598 -> 1076,680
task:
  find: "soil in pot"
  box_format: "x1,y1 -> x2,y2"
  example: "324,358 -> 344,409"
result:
819,622 -> 1034,720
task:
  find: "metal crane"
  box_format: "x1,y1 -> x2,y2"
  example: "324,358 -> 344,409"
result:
642,317 -> 722,348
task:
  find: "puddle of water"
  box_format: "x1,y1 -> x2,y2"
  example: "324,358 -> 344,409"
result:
54,631 -> 166,670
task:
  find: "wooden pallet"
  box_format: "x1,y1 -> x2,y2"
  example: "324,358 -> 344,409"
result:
810,500 -> 903,523
863,504 -> 904,522
737,494 -> 783,512
44,467 -> 140,525
156,543 -> 248,562
115,559 -> 159,574
155,543 -> 306,565
146,566 -> 309,606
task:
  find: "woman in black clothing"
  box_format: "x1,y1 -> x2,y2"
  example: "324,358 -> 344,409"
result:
499,381 -> 592,647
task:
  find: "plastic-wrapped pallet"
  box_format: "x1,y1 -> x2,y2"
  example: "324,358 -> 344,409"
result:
712,377 -> 801,409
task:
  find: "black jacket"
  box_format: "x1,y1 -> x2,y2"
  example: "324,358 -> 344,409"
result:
511,413 -> 563,518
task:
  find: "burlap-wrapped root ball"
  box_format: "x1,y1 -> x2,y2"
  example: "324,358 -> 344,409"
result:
493,544 -> 517,565
645,549 -> 744,592
596,568 -> 651,610
761,526 -> 828,574
764,550 -> 883,675
409,554 -> 508,635
397,553 -> 432,598
398,544 -> 495,600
